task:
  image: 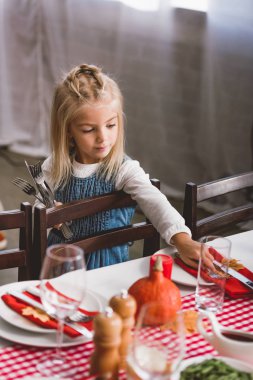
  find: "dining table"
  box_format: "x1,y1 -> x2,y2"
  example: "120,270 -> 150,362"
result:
0,229 -> 252,379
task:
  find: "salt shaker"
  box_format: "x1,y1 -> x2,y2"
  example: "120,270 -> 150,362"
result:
90,306 -> 122,380
109,289 -> 137,369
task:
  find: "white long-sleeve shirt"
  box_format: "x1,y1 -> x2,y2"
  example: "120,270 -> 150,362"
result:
41,157 -> 191,245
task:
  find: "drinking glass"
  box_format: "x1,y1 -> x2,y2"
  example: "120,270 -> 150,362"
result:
195,235 -> 232,313
37,244 -> 86,377
126,302 -> 185,380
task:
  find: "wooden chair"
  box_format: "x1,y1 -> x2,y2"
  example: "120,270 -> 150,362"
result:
183,172 -> 253,240
33,179 -> 160,277
0,202 -> 33,281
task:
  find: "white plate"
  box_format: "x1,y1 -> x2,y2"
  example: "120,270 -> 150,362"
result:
0,316 -> 89,347
0,280 -> 105,334
171,355 -> 253,379
152,250 -> 205,287
157,235 -> 253,288
171,260 -> 198,287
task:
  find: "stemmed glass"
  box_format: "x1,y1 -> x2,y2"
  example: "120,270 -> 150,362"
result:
127,302 -> 185,380
37,244 -> 86,377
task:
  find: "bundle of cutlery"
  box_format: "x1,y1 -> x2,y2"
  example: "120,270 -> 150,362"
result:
12,160 -> 73,240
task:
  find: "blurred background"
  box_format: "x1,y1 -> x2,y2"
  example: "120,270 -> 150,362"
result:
0,0 -> 252,283
0,0 -> 252,221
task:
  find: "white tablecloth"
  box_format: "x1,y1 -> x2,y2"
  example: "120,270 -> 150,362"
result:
86,230 -> 253,299
0,230 -> 252,348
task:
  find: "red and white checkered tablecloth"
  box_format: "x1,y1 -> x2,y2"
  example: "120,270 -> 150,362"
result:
181,294 -> 253,359
0,293 -> 252,380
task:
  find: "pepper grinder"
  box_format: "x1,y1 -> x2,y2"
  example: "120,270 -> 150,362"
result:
109,289 -> 137,369
90,306 -> 122,380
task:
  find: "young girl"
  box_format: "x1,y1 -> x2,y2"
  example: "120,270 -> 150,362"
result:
41,63 -> 206,270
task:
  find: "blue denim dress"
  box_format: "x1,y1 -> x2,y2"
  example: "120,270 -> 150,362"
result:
47,172 -> 135,270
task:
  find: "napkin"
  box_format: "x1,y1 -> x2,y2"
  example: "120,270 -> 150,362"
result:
1,284 -> 98,338
174,249 -> 253,299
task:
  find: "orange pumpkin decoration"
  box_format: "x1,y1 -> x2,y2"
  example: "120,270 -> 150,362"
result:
128,256 -> 182,321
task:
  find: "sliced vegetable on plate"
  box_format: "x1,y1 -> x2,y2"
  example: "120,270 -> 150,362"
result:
180,358 -> 253,380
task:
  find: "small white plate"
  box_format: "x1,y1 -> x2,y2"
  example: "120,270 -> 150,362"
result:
0,280 -> 106,335
152,250 -> 206,287
156,236 -> 253,288
171,355 -> 253,379
0,316 -> 88,347
171,261 -> 198,287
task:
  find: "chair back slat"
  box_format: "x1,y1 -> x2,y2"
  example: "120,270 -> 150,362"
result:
0,249 -> 26,268
0,202 -> 33,281
197,172 -> 253,201
197,205 -> 253,237
73,222 -> 159,254
46,191 -> 136,228
0,210 -> 25,230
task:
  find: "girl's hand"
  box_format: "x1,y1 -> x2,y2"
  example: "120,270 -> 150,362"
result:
172,233 -> 215,269
53,201 -> 63,230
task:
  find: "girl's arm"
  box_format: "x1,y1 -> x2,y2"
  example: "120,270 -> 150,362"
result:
116,159 -> 206,266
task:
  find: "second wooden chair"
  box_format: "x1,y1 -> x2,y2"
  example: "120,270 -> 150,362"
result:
183,171 -> 253,240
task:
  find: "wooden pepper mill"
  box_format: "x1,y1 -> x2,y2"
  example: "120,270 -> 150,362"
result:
109,289 -> 137,369
90,306 -> 122,380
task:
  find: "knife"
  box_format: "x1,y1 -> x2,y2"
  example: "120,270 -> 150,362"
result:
213,260 -> 253,291
8,290 -> 93,338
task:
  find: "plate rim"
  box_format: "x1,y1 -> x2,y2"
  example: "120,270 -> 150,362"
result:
152,250 -> 198,287
0,280 -> 107,344
0,316 -> 88,347
0,280 -> 51,334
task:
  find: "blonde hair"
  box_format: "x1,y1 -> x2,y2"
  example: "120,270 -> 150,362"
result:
50,63 -> 125,189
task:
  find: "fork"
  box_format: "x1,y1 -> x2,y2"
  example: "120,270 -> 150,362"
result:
66,311 -> 94,323
25,161 -> 73,240
25,160 -> 53,207
26,285 -> 94,323
12,177 -> 44,203
12,176 -> 73,240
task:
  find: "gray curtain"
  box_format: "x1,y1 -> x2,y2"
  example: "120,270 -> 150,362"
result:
0,0 -> 253,198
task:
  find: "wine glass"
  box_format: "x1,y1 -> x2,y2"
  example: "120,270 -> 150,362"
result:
126,302 -> 185,380
37,244 -> 86,377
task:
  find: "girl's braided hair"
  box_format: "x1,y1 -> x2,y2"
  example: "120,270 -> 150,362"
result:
64,64 -> 104,100
50,63 -> 124,189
